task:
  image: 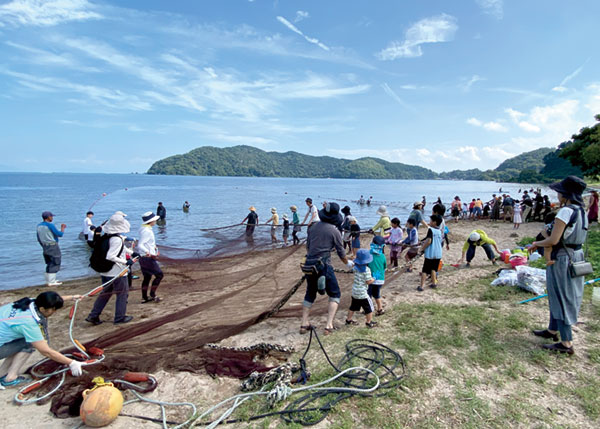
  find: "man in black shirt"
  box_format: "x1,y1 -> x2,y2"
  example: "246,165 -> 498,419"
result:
241,206 -> 259,239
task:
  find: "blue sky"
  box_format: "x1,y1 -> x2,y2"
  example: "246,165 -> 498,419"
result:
1,0 -> 599,174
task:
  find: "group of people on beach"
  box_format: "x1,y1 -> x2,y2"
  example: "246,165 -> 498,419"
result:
36,204 -> 168,328
298,176 -> 595,358
0,176 -> 595,389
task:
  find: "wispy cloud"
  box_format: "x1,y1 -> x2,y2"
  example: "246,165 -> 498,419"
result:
552,57 -> 590,92
294,10 -> 309,23
460,74 -> 484,91
272,74 -> 370,99
381,83 -> 415,111
466,117 -> 508,132
0,0 -> 101,27
1,68 -> 153,111
476,0 -> 503,20
276,16 -> 329,51
376,14 -> 458,60
4,41 -> 99,71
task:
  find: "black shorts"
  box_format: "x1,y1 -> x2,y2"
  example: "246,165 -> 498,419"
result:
422,258 -> 441,274
349,296 -> 374,315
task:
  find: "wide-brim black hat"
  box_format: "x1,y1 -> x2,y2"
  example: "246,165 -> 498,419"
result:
319,202 -> 341,224
341,205 -> 351,215
549,175 -> 586,205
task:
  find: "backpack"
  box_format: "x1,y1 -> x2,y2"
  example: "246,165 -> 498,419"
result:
89,234 -> 123,273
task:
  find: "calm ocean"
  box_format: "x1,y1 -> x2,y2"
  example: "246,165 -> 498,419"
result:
0,173 -> 538,290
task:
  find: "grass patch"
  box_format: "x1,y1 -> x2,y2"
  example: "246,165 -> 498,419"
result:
517,236 -> 536,246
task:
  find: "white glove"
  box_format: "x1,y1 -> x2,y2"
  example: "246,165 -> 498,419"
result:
69,360 -> 83,377
346,260 -> 355,269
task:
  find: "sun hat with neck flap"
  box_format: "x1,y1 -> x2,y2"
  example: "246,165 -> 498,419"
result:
318,202 -> 341,224
103,212 -> 130,234
549,176 -> 587,206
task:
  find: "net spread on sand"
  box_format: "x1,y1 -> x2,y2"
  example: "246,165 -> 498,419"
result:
39,224 -> 387,417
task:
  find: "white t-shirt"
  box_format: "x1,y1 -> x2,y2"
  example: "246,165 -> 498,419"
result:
307,204 -> 320,224
555,206 -> 576,240
82,217 -> 93,236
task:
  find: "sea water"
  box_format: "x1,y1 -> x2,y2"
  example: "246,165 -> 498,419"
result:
0,172 -> 542,290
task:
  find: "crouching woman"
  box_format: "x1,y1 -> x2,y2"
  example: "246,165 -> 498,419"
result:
0,291 -> 83,387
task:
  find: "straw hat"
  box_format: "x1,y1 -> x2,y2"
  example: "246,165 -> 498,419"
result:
271,207 -> 277,213
249,206 -> 256,211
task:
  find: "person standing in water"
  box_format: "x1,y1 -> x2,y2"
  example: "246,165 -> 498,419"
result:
182,201 -> 190,212
80,211 -> 95,247
156,202 -> 166,222
241,206 -> 259,240
37,211 -> 66,286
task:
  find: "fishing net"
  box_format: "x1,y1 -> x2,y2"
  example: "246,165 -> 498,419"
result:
37,223 -> 363,417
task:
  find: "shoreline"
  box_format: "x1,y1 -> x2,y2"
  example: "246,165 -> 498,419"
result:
1,216 -> 597,428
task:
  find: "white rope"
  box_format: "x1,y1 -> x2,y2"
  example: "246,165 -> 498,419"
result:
191,366 -> 380,428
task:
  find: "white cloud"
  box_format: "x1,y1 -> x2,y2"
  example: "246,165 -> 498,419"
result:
466,117 -> 507,132
272,74 -> 370,99
461,74 -> 484,91
376,14 -> 458,60
476,0 -> 503,20
517,121 -> 540,133
381,83 -> 415,111
505,108 -> 525,122
276,16 -> 329,51
585,84 -> 600,114
466,117 -> 482,127
457,146 -> 481,161
483,121 -> 508,132
554,58 -> 589,91
4,41 -> 100,71
0,0 -> 101,27
1,68 -> 153,111
295,10 -> 309,23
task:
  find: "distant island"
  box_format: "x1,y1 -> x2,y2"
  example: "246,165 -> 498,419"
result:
147,145 -> 581,183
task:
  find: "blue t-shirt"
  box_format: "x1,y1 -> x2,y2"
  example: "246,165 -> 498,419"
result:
0,303 -> 46,346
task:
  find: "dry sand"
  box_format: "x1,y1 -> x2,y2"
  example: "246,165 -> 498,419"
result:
0,218 -> 550,428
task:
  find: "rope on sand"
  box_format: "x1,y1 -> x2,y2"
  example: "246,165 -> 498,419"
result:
14,261 -> 138,405
189,329 -> 405,428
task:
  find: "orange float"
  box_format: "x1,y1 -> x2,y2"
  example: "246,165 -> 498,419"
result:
80,377 -> 123,427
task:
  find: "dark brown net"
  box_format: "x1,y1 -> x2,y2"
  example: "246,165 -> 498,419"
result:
37,226 -> 363,417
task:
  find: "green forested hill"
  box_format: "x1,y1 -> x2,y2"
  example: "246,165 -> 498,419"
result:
147,146 -> 438,179
147,145 -> 581,182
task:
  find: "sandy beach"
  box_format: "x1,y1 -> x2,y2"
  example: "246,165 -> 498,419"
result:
0,218 -> 595,428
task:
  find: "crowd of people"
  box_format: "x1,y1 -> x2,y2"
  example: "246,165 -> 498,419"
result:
0,177 -> 596,388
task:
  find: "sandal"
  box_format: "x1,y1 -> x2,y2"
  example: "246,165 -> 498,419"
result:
299,325 -> 313,334
345,319 -> 359,326
375,309 -> 385,316
1,376 -> 28,387
365,321 -> 378,328
417,286 -> 424,292
429,283 -> 438,289
324,326 -> 337,335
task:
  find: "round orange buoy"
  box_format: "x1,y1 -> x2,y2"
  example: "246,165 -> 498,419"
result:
80,378 -> 123,427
